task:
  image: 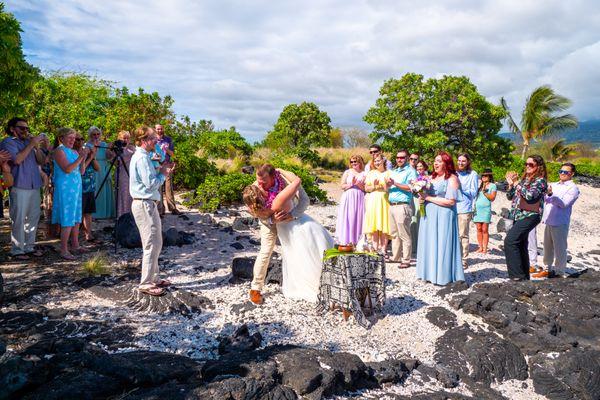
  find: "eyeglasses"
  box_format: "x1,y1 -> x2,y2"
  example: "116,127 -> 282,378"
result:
525,162 -> 537,168
558,170 -> 572,175
369,150 -> 380,154
15,126 -> 30,131
409,157 -> 418,161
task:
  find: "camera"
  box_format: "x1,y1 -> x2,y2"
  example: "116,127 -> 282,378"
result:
112,139 -> 126,155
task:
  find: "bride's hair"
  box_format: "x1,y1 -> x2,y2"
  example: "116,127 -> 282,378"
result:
243,185 -> 265,213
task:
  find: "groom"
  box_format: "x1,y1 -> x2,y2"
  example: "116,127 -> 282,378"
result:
249,164 -> 309,304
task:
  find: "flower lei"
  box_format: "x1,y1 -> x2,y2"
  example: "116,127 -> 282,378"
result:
265,170 -> 286,209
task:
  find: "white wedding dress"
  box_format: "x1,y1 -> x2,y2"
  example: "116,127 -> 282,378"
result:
277,214 -> 334,302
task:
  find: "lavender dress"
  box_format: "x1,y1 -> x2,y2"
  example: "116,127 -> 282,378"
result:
335,170 -> 366,245
116,146 -> 135,218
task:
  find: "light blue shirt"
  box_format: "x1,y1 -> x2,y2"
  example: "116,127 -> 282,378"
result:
457,170 -> 479,214
129,146 -> 166,201
388,164 -> 417,203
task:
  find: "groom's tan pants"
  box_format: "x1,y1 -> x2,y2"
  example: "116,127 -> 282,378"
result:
251,222 -> 277,291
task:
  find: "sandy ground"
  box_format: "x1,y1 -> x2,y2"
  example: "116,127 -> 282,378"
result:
2,181 -> 599,399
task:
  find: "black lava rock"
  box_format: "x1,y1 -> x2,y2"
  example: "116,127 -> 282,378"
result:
232,216 -> 258,231
230,242 -> 244,250
218,324 -> 262,355
426,307 -> 458,330
230,256 -> 282,285
115,212 -> 142,248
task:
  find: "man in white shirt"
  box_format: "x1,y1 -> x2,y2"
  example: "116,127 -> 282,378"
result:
130,126 -> 174,296
533,163 -> 580,279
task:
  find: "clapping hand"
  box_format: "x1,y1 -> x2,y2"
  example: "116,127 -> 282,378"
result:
79,147 -> 90,158
0,150 -> 11,163
547,185 -> 553,196
351,175 -> 357,186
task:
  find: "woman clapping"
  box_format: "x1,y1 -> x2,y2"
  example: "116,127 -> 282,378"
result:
336,155 -> 366,246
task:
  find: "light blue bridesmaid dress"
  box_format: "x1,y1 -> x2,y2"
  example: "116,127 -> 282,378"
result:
51,145 -> 82,227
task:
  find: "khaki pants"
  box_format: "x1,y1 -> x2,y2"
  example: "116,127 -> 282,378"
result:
158,175 -> 179,215
132,199 -> 162,288
251,222 -> 277,291
9,188 -> 41,255
543,224 -> 569,274
389,203 -> 412,263
457,213 -> 472,262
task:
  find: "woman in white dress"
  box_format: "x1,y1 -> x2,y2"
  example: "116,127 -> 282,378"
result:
243,176 -> 334,302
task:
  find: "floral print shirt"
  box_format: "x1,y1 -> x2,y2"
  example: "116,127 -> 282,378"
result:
507,176 -> 548,221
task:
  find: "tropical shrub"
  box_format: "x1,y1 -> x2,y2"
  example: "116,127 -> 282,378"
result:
173,141 -> 217,189
193,173 -> 255,212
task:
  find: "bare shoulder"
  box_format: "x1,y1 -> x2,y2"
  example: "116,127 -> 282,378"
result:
448,174 -> 460,188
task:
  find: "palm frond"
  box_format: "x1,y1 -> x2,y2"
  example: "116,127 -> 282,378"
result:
500,97 -> 521,134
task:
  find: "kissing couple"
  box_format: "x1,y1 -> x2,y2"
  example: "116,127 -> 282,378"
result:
243,164 -> 334,304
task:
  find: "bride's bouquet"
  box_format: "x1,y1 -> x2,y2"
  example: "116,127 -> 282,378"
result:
409,176 -> 432,217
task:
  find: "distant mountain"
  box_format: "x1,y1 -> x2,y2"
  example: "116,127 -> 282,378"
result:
499,119 -> 600,147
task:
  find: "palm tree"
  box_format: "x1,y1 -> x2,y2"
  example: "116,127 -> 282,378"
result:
501,86 -> 578,159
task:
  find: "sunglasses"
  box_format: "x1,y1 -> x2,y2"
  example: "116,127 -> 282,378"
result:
369,150 -> 381,154
75,138 -> 84,141
525,162 -> 537,168
396,156 -> 406,159
558,169 -> 572,175
350,161 -> 359,164
15,126 -> 30,131
409,158 -> 418,161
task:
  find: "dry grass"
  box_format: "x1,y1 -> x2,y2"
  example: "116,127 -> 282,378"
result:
315,147 -> 371,170
80,253 -> 110,276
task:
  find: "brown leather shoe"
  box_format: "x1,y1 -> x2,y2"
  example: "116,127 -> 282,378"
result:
532,270 -> 549,279
249,290 -> 264,305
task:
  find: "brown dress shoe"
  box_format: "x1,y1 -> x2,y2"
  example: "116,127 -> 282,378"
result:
249,290 -> 264,304
532,270 -> 549,279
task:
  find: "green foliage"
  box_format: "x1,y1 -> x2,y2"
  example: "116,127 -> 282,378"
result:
193,173 -> 255,212
0,4 -> 40,125
270,162 -> 327,202
80,253 -> 110,276
22,72 -> 174,140
264,102 -> 332,151
364,73 -> 513,167
329,128 -> 344,148
197,127 -> 253,158
172,140 -> 217,189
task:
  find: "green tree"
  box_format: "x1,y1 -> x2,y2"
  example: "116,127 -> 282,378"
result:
329,127 -> 344,148
264,102 -> 332,150
197,127 -> 253,158
22,72 -> 174,140
0,3 -> 40,124
501,85 -> 578,159
364,73 -> 513,165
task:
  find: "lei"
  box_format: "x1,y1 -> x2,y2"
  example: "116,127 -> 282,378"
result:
265,171 -> 286,209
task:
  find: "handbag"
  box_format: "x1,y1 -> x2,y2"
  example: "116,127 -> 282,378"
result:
518,195 -> 541,212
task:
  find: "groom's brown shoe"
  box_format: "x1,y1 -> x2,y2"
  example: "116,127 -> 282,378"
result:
249,290 -> 264,305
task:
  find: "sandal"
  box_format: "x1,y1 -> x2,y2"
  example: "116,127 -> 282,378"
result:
27,250 -> 44,257
139,286 -> 165,296
155,279 -> 172,288
61,252 -> 77,260
72,247 -> 90,254
11,254 -> 30,261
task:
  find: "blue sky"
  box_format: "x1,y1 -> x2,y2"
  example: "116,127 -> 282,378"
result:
6,1 -> 600,141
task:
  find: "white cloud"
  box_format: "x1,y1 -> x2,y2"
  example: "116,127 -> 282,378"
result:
6,0 -> 600,140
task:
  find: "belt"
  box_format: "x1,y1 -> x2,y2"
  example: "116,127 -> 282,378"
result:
390,201 -> 410,205
133,198 -> 157,202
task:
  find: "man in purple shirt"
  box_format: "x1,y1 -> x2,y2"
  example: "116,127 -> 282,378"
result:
0,118 -> 45,259
155,124 -> 180,215
533,162 -> 580,278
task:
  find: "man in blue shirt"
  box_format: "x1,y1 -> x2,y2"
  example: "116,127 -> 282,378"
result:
456,153 -> 479,268
385,150 -> 417,267
130,126 -> 174,296
0,118 -> 45,259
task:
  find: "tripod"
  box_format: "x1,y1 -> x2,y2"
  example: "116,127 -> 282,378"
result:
95,146 -> 129,253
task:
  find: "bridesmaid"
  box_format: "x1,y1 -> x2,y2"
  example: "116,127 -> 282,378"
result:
52,128 -> 88,260
363,153 -> 391,253
473,168 -> 497,253
87,126 -> 115,219
115,130 -> 136,218
336,155 -> 366,245
416,151 -> 465,285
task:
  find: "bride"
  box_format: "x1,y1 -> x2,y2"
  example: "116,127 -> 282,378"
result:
243,176 -> 334,302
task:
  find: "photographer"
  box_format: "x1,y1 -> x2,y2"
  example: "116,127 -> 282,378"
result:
155,124 -> 180,215
87,126 -> 115,219
0,118 -> 45,260
79,134 -> 100,242
130,126 -> 174,296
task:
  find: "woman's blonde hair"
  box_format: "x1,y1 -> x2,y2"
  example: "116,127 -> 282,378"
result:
369,153 -> 386,171
57,127 -> 77,142
117,130 -> 131,141
242,185 -> 265,214
133,126 -> 155,146
349,154 -> 365,170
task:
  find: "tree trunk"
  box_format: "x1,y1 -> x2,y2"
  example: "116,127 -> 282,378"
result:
521,142 -> 529,159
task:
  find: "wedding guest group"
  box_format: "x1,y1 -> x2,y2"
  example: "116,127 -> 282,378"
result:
0,117 -> 183,262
